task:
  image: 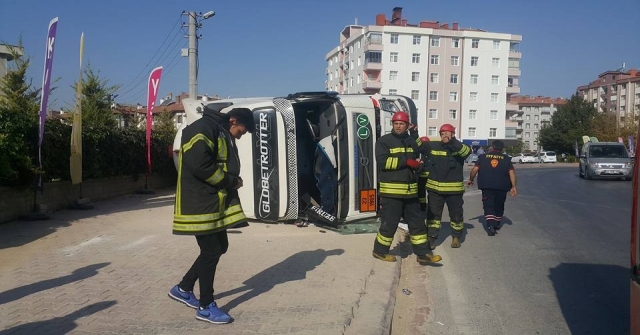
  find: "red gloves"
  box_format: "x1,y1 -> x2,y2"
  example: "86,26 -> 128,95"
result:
406,158 -> 421,170
420,136 -> 430,143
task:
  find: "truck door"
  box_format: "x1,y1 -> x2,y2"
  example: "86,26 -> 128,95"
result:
631,131 -> 640,334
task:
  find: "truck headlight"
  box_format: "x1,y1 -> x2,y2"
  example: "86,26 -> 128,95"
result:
589,162 -> 599,168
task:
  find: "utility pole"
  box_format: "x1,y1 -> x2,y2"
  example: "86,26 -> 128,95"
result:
182,10 -> 215,100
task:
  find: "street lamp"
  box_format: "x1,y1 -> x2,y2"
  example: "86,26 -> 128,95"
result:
182,10 -> 215,99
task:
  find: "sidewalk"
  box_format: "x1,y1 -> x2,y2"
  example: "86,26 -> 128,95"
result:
0,190 -> 400,335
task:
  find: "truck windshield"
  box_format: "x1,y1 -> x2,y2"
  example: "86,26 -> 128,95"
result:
589,145 -> 628,158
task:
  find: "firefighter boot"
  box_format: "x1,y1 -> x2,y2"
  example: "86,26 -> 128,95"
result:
372,251 -> 396,262
450,237 -> 461,248
417,253 -> 442,265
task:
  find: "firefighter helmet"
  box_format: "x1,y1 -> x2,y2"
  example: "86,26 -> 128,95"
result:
391,112 -> 410,123
439,123 -> 456,133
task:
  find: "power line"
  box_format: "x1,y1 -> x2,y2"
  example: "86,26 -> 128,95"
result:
115,13 -> 183,95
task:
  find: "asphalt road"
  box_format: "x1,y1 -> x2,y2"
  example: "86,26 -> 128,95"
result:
417,164 -> 631,335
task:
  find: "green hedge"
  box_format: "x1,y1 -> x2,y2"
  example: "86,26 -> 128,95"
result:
3,119 -> 175,188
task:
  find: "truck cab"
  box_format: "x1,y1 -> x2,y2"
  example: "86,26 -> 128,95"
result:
173,92 -> 413,225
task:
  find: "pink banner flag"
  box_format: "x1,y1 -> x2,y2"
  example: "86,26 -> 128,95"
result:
146,66 -> 163,175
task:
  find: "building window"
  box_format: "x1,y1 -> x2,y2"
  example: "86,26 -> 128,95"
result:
412,53 -> 421,63
411,90 -> 419,100
468,127 -> 477,137
429,109 -> 438,119
492,75 -> 499,85
470,92 -> 478,101
470,74 -> 478,84
489,128 -> 497,137
429,91 -> 438,101
534,131 -> 539,137
430,55 -> 440,65
357,40 -> 361,48
449,92 -> 458,102
492,57 -> 500,68
493,40 -> 500,50
526,115 -> 531,120
390,52 -> 398,63
491,93 -> 499,103
525,132 -> 530,138
469,110 -> 477,119
525,123 -> 530,129
490,110 -> 498,120
450,74 -> 458,84
449,109 -> 457,119
452,38 -> 460,48
357,74 -> 361,84
389,89 -> 397,95
451,56 -> 459,66
413,35 -> 421,45
534,115 -> 539,121
534,123 -> 539,129
365,51 -> 382,63
428,127 -> 437,136
412,72 -> 420,82
431,36 -> 440,47
390,33 -> 399,44
471,56 -> 479,66
472,39 -> 479,48
389,71 -> 398,81
357,56 -> 361,66
430,73 -> 439,83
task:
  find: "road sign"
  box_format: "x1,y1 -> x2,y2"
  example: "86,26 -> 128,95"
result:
357,127 -> 370,140
356,114 -> 369,127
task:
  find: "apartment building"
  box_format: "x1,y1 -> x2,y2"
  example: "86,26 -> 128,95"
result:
508,95 -> 567,151
577,67 -> 640,126
325,7 -> 523,146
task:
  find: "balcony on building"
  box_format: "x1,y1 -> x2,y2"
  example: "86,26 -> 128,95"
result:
364,61 -> 383,71
506,102 -> 520,112
509,42 -> 522,58
362,80 -> 383,90
508,67 -> 521,77
507,85 -> 520,94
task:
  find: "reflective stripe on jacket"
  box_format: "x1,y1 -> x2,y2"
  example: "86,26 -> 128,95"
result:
420,138 -> 471,194
376,132 -> 419,198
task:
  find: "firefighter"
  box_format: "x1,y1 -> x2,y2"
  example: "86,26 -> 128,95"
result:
372,111 -> 442,264
421,124 -> 471,249
169,107 -> 255,324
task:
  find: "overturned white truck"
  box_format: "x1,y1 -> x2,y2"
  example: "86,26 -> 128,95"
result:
173,92 -> 417,225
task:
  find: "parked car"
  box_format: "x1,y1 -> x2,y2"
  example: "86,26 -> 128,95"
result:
533,151 -> 557,163
512,153 -> 535,164
579,142 -> 633,180
465,154 -> 478,166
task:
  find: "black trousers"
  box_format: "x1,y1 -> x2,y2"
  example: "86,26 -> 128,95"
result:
373,197 -> 431,256
179,230 -> 229,308
426,192 -> 465,238
481,189 -> 507,228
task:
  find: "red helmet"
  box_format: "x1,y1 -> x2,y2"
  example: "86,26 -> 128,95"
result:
439,124 -> 456,133
391,112 -> 410,123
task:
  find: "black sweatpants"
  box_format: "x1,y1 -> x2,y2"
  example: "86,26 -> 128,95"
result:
179,230 -> 229,307
481,189 -> 507,228
426,192 -> 465,238
373,197 -> 431,256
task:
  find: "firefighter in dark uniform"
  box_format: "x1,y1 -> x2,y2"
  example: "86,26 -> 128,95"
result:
421,124 -> 471,249
169,107 -> 255,324
406,124 -> 430,212
467,140 -> 518,236
372,111 -> 442,264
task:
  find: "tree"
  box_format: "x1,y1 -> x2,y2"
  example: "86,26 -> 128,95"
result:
538,95 -> 597,154
0,43 -> 39,186
76,65 -> 119,129
505,139 -> 525,155
153,110 -> 176,136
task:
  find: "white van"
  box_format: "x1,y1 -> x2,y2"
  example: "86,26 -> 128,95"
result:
173,92 -> 417,224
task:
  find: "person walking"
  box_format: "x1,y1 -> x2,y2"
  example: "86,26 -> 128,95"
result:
467,140 -> 517,236
168,106 -> 255,324
372,111 -> 442,265
421,124 -> 471,249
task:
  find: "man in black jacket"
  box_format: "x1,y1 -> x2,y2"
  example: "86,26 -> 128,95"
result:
467,140 -> 517,236
169,106 -> 255,324
372,111 -> 442,265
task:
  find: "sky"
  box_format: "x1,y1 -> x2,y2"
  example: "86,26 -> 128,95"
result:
1,0 -> 638,110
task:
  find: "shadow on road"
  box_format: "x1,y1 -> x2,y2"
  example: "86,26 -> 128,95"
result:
216,249 -> 344,312
0,300 -> 117,335
0,263 -> 110,305
469,215 -> 514,235
549,263 -> 629,335
0,192 -> 174,249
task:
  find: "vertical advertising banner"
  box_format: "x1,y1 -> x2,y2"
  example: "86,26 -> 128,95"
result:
37,17 -> 58,189
252,109 -> 279,221
70,32 -> 85,185
146,66 -> 163,174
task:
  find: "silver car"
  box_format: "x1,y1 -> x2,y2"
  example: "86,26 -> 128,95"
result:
579,142 -> 633,180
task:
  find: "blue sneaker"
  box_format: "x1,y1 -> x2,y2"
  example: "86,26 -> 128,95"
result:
168,285 -> 199,309
196,302 -> 232,324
